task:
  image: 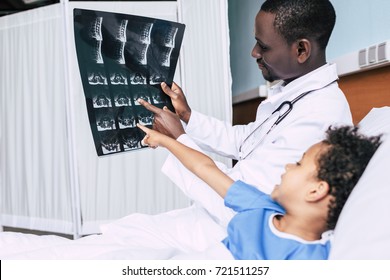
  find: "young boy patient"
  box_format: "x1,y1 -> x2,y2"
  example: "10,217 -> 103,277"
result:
137,120 -> 381,260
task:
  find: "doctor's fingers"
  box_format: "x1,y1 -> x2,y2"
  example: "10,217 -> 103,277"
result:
161,82 -> 188,107
161,82 -> 191,123
152,110 -> 184,139
161,82 -> 183,98
137,98 -> 162,114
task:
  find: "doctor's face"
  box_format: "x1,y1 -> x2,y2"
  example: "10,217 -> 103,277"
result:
251,11 -> 300,83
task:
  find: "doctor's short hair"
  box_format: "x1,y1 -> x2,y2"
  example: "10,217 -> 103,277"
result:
260,0 -> 336,50
316,126 -> 382,230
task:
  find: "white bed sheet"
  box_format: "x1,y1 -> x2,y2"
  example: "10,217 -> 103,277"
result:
0,205 -> 226,259
0,231 -> 182,260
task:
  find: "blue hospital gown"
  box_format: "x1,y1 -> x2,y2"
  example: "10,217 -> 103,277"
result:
222,180 -> 332,260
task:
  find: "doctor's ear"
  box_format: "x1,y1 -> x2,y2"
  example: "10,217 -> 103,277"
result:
295,39 -> 311,63
306,181 -> 330,202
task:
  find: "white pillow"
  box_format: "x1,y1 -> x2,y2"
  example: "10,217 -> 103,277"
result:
358,106 -> 390,139
329,107 -> 390,259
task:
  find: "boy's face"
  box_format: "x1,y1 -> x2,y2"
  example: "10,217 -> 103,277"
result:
251,11 -> 301,83
271,142 -> 325,205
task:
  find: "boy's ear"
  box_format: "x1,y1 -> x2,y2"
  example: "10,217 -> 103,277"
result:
295,39 -> 311,63
306,181 -> 330,202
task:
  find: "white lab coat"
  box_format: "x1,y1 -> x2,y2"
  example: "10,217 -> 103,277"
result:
158,63 -> 353,250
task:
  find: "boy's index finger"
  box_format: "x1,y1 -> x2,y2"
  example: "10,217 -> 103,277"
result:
137,98 -> 161,114
136,123 -> 149,133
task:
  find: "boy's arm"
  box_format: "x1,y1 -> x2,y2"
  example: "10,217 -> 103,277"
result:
137,123 -> 233,198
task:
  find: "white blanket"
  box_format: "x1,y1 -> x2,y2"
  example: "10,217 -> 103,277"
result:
0,205 -> 227,259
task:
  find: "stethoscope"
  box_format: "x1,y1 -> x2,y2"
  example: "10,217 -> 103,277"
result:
238,80 -> 336,160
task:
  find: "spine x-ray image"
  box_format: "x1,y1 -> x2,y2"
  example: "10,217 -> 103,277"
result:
74,9 -> 185,156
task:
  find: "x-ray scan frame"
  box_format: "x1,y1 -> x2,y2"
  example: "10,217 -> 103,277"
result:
74,8 -> 185,156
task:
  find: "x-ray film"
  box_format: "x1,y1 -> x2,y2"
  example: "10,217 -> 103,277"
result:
74,9 -> 185,156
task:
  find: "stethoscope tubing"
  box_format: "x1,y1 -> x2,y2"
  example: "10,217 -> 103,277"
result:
238,79 -> 337,160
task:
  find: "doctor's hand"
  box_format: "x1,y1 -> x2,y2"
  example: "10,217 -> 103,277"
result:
137,98 -> 185,140
161,82 -> 192,124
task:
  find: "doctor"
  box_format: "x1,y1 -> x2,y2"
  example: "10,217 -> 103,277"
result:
131,0 -> 353,255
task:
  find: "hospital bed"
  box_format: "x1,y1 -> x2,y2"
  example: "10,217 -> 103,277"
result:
0,105 -> 389,259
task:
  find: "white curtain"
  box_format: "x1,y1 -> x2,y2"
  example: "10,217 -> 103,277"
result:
0,0 -> 232,237
178,0 -> 232,120
0,5 -> 74,234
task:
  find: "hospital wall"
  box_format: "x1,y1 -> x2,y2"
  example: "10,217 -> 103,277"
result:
228,0 -> 390,98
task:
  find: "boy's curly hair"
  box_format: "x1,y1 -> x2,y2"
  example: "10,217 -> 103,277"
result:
316,126 -> 382,229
